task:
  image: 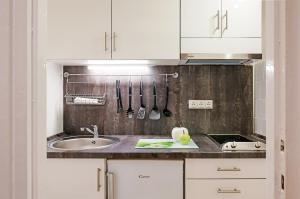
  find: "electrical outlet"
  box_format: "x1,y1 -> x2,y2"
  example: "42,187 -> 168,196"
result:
188,100 -> 213,110
205,100 -> 213,109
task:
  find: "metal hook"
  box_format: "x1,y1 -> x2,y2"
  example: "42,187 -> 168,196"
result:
104,77 -> 107,96
172,72 -> 179,79
165,74 -> 168,87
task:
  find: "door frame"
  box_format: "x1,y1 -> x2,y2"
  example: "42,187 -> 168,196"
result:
264,0 -> 286,199
3,0 -> 34,198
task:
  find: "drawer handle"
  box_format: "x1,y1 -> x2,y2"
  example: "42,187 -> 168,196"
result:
217,167 -> 241,172
217,188 -> 241,194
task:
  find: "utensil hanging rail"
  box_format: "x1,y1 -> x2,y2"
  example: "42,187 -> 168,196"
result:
64,72 -> 179,80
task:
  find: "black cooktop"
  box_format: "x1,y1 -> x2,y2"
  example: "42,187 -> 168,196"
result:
208,134 -> 253,144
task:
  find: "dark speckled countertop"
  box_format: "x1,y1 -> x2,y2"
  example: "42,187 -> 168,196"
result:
47,134 -> 266,159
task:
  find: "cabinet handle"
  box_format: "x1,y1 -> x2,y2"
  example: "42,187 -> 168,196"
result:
97,168 -> 101,191
113,32 -> 116,51
104,32 -> 108,51
223,10 -> 228,32
217,167 -> 241,172
107,172 -> 114,199
216,10 -> 220,30
217,188 -> 241,194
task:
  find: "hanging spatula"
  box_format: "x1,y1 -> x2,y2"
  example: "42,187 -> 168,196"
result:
137,81 -> 146,119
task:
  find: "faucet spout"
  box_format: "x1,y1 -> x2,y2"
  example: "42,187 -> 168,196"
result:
80,125 -> 99,138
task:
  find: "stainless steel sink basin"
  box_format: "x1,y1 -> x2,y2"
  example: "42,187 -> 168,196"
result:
49,136 -> 120,151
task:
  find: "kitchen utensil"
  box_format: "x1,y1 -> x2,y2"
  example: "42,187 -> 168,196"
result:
118,80 -> 123,112
137,81 -> 146,119
116,80 -> 123,113
149,81 -> 160,120
116,80 -> 120,113
163,76 -> 172,117
126,80 -> 134,118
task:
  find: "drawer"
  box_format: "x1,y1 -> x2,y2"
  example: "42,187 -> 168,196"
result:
186,159 -> 266,179
186,179 -> 266,199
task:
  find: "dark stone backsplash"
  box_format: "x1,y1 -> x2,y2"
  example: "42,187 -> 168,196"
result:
63,65 -> 253,136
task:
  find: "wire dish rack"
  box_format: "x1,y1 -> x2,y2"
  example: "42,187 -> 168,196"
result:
65,94 -> 106,105
64,72 -> 107,105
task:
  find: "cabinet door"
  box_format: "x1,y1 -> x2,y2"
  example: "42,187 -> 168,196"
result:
181,0 -> 222,38
111,0 -> 180,59
43,159 -> 106,199
47,0 -> 111,60
222,0 -> 262,38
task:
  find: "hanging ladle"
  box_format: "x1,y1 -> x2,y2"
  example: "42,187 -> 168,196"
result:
163,75 -> 172,117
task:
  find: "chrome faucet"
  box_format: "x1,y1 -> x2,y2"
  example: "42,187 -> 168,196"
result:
80,125 -> 99,138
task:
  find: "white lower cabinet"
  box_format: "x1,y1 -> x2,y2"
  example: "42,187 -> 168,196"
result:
185,159 -> 266,199
43,159 -> 106,199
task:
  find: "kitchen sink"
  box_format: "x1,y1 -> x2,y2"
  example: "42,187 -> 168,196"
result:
49,136 -> 120,151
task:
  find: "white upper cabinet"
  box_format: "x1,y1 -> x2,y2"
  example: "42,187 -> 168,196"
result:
222,0 -> 262,38
112,0 -> 180,60
181,0 -> 262,54
181,0 -> 222,38
181,0 -> 262,39
47,0 -> 180,60
47,0 -> 111,60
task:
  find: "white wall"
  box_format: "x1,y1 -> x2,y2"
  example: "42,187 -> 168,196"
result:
286,0 -> 300,198
46,63 -> 63,137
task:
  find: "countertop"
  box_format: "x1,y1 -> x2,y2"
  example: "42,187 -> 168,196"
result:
47,134 -> 266,159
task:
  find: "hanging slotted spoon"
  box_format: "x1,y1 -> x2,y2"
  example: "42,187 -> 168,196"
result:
137,81 -> 146,119
149,81 -> 160,120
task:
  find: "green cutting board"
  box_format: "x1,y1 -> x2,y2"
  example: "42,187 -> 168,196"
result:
135,139 -> 199,149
